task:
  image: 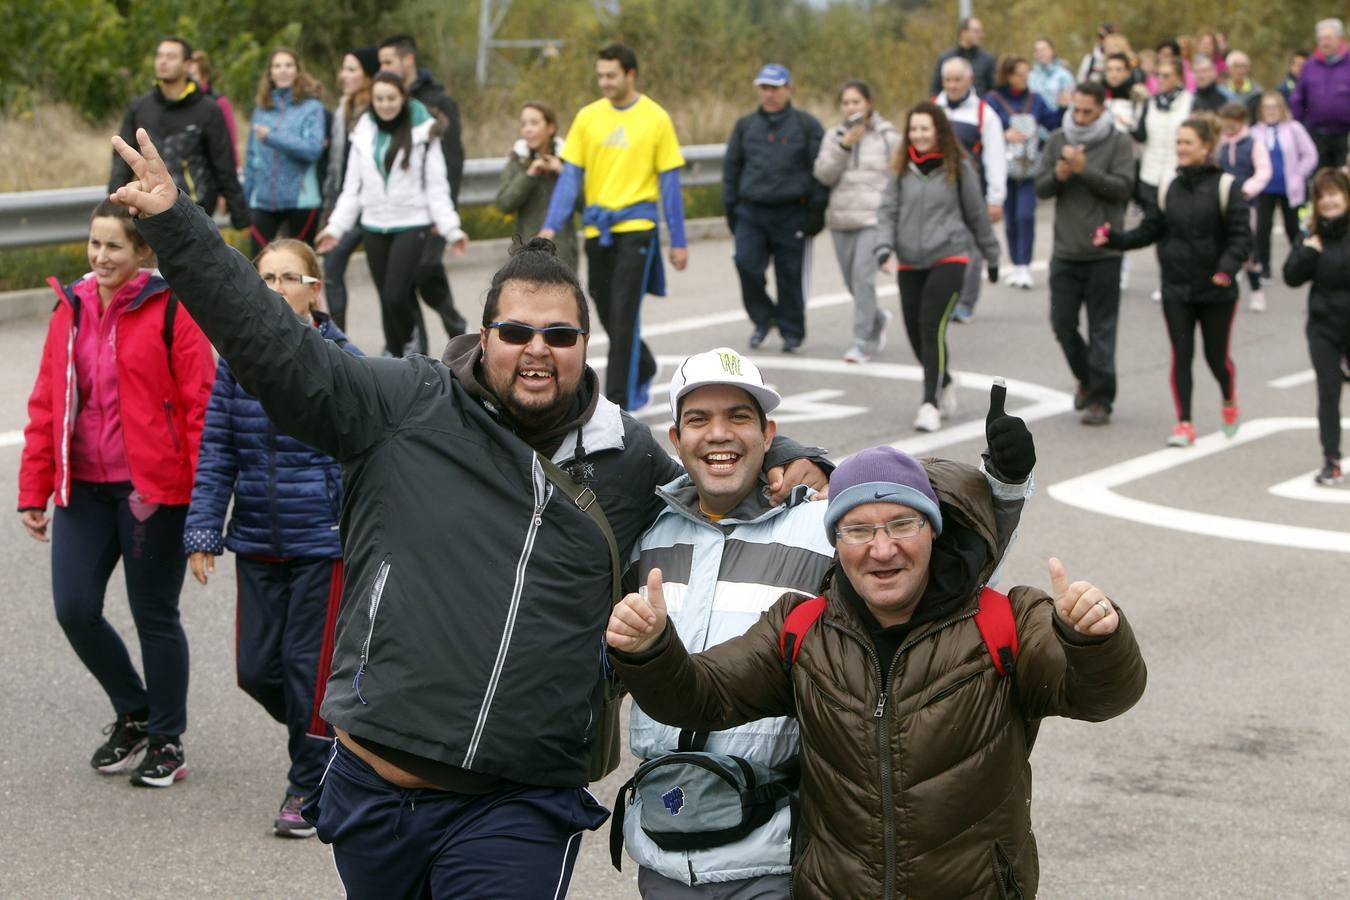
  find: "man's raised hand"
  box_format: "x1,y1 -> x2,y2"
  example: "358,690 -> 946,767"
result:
1049,557 -> 1118,636
110,128 -> 178,217
985,378 -> 1035,483
607,567 -> 669,654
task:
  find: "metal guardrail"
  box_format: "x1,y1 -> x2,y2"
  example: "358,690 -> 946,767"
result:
0,144 -> 727,250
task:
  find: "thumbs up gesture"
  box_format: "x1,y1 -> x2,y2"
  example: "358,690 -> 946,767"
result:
985,379 -> 1035,483
1049,557 -> 1118,636
607,567 -> 669,654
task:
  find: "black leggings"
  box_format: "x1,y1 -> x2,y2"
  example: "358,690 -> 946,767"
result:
1254,193 -> 1301,280
51,481 -> 189,737
899,263 -> 965,405
586,231 -> 659,409
249,208 -> 320,257
1308,324 -> 1349,460
1161,300 -> 1237,422
363,227 -> 431,356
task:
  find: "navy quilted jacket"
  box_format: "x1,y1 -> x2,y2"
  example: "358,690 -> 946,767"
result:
184,314 -> 362,558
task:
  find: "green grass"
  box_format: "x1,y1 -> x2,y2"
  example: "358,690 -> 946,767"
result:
2,188 -> 725,292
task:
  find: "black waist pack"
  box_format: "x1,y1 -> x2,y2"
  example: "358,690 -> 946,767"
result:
608,749 -> 793,870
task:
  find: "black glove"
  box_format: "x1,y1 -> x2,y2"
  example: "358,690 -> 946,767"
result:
984,380 -> 1035,483
987,264 -> 999,285
875,247 -> 894,270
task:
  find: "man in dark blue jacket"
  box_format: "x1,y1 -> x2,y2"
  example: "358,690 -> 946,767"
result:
724,64 -> 827,353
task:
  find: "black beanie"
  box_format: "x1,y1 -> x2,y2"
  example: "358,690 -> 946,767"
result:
351,47 -> 380,78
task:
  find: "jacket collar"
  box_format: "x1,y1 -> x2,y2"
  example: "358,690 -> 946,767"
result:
58,269 -> 167,313
653,473 -> 811,530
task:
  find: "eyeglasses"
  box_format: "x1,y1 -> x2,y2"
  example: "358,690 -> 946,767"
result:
261,272 -> 319,287
836,515 -> 926,545
487,321 -> 588,348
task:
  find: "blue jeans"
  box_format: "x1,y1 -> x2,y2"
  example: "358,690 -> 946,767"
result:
1004,178 -> 1037,266
306,741 -> 610,899
51,481 -> 189,736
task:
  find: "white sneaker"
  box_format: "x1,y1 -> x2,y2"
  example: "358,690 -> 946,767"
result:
874,309 -> 893,353
1150,289 -> 1162,303
939,379 -> 959,418
914,403 -> 941,432
1002,269 -> 1018,286
1018,266 -> 1035,290
1119,258 -> 1131,291
1249,289 -> 1267,312
842,345 -> 870,364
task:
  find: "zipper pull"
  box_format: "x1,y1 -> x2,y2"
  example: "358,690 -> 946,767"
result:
874,692 -> 887,718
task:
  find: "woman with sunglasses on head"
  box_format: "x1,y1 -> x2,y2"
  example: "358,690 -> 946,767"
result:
184,239 -> 363,836
244,48 -> 327,256
320,47 -> 378,331
318,71 -> 468,357
1096,116 -> 1252,447
19,199 -> 214,787
496,101 -> 580,273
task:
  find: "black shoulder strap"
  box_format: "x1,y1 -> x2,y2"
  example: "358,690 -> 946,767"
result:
537,453 -> 620,605
163,295 -> 178,380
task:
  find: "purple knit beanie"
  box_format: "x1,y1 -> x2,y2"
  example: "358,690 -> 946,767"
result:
824,447 -> 943,544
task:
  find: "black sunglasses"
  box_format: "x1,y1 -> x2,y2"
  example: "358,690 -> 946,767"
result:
487,321 -> 588,348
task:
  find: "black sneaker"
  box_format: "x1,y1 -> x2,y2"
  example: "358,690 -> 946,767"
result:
1073,383 -> 1089,411
1081,404 -> 1111,426
1315,458 -> 1343,486
91,710 -> 148,774
748,325 -> 771,350
781,337 -> 803,353
274,794 -> 317,838
129,736 -> 189,788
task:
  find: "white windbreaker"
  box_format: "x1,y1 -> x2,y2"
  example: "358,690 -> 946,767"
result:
325,100 -> 464,243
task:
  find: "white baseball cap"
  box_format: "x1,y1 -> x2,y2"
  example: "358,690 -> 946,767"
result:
668,348 -> 781,422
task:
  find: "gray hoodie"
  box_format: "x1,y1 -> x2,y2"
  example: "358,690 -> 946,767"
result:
875,155 -> 1000,270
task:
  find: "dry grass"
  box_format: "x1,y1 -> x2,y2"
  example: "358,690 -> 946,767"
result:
0,104 -> 119,192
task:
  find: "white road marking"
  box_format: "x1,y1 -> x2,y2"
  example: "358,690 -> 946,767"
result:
0,429 -> 22,449
1268,369 -> 1315,389
1048,417 -> 1350,553
1269,470 -> 1350,503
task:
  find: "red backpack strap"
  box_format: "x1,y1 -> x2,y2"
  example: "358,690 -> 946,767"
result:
973,587 -> 1019,677
779,595 -> 828,673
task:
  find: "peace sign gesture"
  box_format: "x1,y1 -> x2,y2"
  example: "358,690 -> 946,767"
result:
109,128 -> 180,217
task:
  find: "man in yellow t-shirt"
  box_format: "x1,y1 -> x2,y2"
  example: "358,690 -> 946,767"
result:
542,43 -> 689,411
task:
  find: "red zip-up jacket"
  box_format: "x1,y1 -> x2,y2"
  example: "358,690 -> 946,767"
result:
19,272 -> 215,510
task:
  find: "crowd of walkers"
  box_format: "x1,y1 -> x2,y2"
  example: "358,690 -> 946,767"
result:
14,11 -> 1349,898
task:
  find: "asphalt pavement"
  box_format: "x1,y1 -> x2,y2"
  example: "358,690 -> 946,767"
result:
2,210 -> 1347,898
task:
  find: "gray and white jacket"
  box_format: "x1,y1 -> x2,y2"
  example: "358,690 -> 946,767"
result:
875,156 -> 1001,271
813,112 -> 900,232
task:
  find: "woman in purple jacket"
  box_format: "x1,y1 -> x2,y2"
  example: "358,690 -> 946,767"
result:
1250,92 -> 1319,298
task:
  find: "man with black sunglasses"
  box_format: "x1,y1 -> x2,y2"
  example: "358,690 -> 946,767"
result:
109,128 -> 830,899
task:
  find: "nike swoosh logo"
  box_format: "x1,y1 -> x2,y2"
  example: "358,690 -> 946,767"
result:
874,490 -> 897,499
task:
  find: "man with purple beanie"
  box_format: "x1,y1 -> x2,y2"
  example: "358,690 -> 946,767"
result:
607,384 -> 1147,898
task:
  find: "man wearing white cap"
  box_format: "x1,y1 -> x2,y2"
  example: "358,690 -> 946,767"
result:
723,65 -> 828,353
611,349 -> 1038,898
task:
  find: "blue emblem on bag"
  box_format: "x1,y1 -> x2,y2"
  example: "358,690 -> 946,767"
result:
662,786 -> 685,816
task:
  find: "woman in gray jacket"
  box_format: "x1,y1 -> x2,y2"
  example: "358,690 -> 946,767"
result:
876,101 -> 1000,432
814,80 -> 901,363
495,101 -> 580,272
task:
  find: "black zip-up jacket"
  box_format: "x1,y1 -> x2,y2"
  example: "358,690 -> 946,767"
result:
1284,216 -> 1350,337
409,68 -> 465,204
723,103 -> 827,210
1108,164 -> 1251,304
137,193 -> 824,788
110,82 -> 249,228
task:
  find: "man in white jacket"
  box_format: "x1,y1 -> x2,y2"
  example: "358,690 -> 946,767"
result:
935,58 -> 1005,322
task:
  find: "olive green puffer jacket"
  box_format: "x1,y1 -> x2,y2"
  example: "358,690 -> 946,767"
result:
611,459 -> 1147,899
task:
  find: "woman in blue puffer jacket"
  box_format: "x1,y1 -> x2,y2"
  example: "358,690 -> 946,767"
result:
183,239 -> 362,839
243,48 -> 327,256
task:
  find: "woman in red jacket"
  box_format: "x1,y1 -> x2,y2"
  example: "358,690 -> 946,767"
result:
18,199 -> 214,788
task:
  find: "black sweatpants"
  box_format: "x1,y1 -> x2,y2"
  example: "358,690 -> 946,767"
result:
1254,192 -> 1301,281
587,230 -> 659,409
1049,257 -> 1123,409
415,235 -> 467,344
322,227 -> 364,331
1308,319 -> 1350,460
304,740 -> 609,899
51,481 -> 189,737
733,202 -> 810,344
1161,299 -> 1238,423
363,227 -> 431,357
235,556 -> 342,798
898,263 -> 965,405
249,208 -> 321,257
